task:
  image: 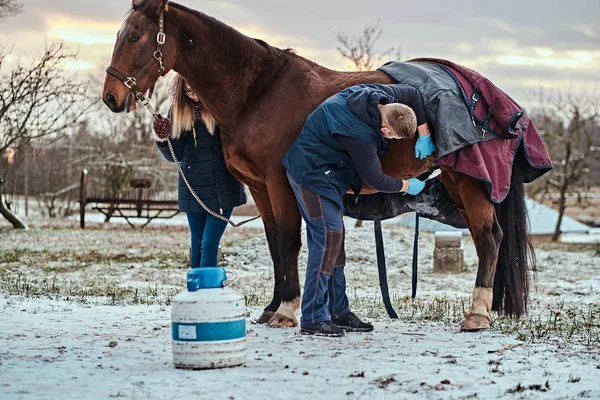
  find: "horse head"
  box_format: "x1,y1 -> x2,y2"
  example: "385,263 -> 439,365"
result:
102,0 -> 177,113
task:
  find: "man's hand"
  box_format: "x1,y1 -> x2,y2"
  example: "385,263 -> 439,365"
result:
153,116 -> 172,141
414,134 -> 435,160
405,178 -> 426,195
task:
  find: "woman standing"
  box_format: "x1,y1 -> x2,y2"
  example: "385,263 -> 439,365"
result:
154,75 -> 247,268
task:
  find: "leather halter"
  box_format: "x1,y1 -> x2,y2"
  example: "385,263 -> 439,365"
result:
104,8 -> 262,228
106,10 -> 167,118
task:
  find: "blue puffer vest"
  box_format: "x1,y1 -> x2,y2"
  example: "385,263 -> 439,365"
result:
282,84 -> 393,208
157,119 -> 247,214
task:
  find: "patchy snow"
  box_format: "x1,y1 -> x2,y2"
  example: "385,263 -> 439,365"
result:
1,220 -> 599,399
1,297 -> 599,400
69,211 -> 268,230
562,228 -> 600,244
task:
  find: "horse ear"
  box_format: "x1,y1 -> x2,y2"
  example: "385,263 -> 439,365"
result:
132,0 -> 169,15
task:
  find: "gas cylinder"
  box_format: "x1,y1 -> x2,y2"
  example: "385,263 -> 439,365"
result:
171,267 -> 246,369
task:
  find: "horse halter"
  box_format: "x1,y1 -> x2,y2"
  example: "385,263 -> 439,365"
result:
104,9 -> 261,228
106,10 -> 167,119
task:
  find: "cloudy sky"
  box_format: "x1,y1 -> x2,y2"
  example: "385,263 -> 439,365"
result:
1,0 -> 598,106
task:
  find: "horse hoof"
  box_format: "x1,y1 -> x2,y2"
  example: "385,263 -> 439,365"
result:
265,299 -> 300,327
267,313 -> 298,328
460,313 -> 491,332
256,310 -> 275,324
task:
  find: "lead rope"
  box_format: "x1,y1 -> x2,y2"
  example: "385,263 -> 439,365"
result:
126,85 -> 261,227
140,90 -> 261,228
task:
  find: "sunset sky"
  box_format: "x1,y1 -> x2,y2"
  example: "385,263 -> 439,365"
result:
1,0 -> 598,107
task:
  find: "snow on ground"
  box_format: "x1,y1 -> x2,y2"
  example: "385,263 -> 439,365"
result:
1,297 -> 599,400
1,218 -> 599,399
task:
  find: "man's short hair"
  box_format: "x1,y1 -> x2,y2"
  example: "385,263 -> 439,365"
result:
383,104 -> 417,138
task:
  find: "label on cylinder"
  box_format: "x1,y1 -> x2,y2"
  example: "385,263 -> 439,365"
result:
177,325 -> 197,340
172,320 -> 246,342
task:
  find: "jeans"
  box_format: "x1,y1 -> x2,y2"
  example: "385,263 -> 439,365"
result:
287,173 -> 351,325
186,209 -> 233,268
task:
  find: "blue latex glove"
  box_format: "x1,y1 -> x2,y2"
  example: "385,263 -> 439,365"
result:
414,134 -> 436,160
406,178 -> 426,196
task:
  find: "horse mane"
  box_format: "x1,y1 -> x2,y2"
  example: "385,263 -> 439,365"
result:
133,2 -> 296,60
123,9 -> 135,19
253,38 -> 296,59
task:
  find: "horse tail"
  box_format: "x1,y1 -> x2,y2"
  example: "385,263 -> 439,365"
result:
492,146 -> 536,317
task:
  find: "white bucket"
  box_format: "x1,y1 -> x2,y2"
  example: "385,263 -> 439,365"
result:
171,267 -> 246,369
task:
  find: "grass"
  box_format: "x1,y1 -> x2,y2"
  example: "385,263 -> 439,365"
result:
1,223 -> 599,348
2,248 -> 189,269
0,271 -> 180,305
535,241 -> 600,253
2,262 -> 598,346
350,292 -> 599,347
494,302 -> 600,347
2,248 -> 30,263
350,291 -> 468,323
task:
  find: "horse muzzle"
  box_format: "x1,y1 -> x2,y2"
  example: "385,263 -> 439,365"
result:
103,92 -> 135,113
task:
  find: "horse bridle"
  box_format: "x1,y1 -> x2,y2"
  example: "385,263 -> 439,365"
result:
106,10 -> 167,119
104,9 -> 261,228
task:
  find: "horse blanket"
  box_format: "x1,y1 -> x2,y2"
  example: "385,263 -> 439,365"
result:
379,58 -> 553,202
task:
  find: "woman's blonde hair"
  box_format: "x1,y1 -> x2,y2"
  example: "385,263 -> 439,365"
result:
169,74 -> 216,139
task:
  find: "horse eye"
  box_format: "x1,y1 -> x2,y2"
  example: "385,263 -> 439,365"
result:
128,35 -> 140,44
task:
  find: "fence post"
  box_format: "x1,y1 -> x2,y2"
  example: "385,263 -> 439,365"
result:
433,231 -> 463,274
80,169 -> 88,229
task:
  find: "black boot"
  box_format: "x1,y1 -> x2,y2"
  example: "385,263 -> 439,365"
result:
300,320 -> 345,337
332,312 -> 374,332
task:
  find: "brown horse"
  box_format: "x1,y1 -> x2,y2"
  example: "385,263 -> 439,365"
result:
103,0 -> 534,331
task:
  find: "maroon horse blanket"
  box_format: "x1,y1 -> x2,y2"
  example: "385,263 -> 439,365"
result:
379,58 -> 553,202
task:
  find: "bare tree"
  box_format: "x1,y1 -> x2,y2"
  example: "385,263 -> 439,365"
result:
0,42 -> 96,228
0,43 -> 96,154
0,0 -> 22,225
530,94 -> 600,241
0,0 -> 21,20
336,22 -> 405,227
336,20 -> 404,72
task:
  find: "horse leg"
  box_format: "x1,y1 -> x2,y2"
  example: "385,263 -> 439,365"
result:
439,169 -> 470,228
455,174 -> 503,331
265,173 -> 302,327
249,187 -> 283,324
